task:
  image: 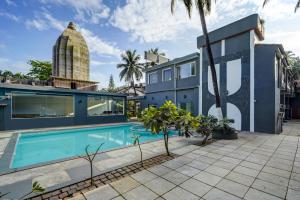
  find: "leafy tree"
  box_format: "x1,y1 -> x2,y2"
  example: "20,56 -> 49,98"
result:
145,48 -> 166,67
263,0 -> 300,12
194,115 -> 217,145
178,111 -> 196,138
171,0 -> 223,121
286,51 -> 300,78
27,60 -> 52,80
19,181 -> 45,200
117,50 -> 144,96
107,74 -> 116,92
140,101 -> 178,156
0,70 -> 14,78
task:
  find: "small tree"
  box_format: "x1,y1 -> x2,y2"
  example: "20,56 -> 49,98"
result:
19,181 -> 45,200
132,135 -> 143,166
27,60 -> 52,80
140,101 -> 178,156
107,74 -> 116,93
178,112 -> 196,138
194,115 -> 217,145
79,144 -> 104,186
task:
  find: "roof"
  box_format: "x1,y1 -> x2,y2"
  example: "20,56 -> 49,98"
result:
0,83 -> 127,97
146,52 -> 199,72
197,14 -> 264,48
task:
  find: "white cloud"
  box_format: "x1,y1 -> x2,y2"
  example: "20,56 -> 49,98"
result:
80,28 -> 122,57
110,0 -> 299,43
90,60 -> 118,66
5,0 -> 17,6
40,0 -> 110,24
0,57 -> 30,73
267,30 -> 300,56
0,11 -> 19,22
25,19 -> 48,31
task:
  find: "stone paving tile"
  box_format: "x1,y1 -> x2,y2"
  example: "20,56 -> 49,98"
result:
192,149 -> 209,156
110,176 -> 140,194
162,160 -> 184,169
173,156 -> 193,165
84,185 -> 119,200
187,160 -> 210,171
162,186 -> 200,200
123,185 -> 158,200
252,179 -> 287,199
215,179 -> 249,198
180,178 -> 212,197
175,165 -> 201,177
213,160 -> 237,170
233,166 -> 260,177
225,171 -> 255,186
244,188 -> 283,200
147,165 -> 172,176
205,152 -> 223,160
131,170 -> 157,184
293,166 -> 300,174
291,172 -> 300,182
239,160 -> 264,171
204,165 -> 230,177
112,196 -> 125,200
195,155 -> 217,164
162,170 -> 189,185
220,156 -> 242,165
203,188 -> 241,200
289,179 -> 300,191
262,166 -> 291,179
33,171 -> 71,188
144,177 -> 175,195
193,171 -> 222,186
257,172 -> 289,187
286,188 -> 300,200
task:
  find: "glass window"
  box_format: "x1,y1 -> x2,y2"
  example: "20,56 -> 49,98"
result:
177,62 -> 196,79
12,93 -> 74,118
163,68 -> 172,82
148,72 -> 158,84
178,102 -> 194,113
87,96 -> 124,116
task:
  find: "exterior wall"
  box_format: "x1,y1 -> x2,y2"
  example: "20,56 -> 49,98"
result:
291,93 -> 300,119
254,45 -> 276,133
0,87 -> 127,131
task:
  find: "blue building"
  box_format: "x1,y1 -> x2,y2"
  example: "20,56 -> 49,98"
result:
144,14 -> 295,134
0,84 -> 127,130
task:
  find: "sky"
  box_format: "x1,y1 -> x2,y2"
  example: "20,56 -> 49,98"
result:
0,0 -> 299,88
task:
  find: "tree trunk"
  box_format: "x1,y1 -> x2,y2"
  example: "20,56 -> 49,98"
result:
163,132 -> 170,156
198,5 -> 223,121
90,162 -> 93,186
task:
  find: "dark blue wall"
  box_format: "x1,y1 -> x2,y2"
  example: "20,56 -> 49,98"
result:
0,87 -> 127,131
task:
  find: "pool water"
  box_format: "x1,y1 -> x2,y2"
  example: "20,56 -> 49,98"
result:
11,124 -> 177,168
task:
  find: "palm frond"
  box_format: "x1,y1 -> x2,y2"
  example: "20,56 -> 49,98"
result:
171,0 -> 176,14
262,0 -> 270,7
295,0 -> 300,12
183,0 -> 193,18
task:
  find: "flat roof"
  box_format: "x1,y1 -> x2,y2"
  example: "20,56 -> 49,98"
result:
146,52 -> 199,72
197,14 -> 264,48
0,83 -> 127,97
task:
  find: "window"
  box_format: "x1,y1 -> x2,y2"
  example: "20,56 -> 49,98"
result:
148,72 -> 158,84
12,93 -> 74,118
162,68 -> 172,82
87,96 -> 124,116
176,62 -> 196,79
178,102 -> 194,113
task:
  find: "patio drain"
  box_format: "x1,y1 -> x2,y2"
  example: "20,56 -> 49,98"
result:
29,153 -> 178,200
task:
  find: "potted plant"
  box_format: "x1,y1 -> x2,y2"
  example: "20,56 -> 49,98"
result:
212,118 -> 238,140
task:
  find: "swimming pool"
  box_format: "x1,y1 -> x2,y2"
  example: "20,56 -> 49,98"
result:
11,124 -> 177,168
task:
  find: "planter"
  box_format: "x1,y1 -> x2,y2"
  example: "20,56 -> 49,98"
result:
212,127 -> 238,140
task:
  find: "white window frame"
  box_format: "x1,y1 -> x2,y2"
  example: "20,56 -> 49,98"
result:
162,67 -> 172,82
148,71 -> 158,84
177,61 -> 196,79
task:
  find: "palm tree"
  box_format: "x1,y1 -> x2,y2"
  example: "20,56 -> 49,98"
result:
148,48 -> 166,56
263,0 -> 300,12
117,50 -> 144,96
171,0 -> 223,120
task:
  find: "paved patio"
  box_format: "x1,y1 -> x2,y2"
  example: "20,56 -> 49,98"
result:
69,123 -> 300,200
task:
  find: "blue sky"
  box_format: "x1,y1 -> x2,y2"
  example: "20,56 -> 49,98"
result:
0,0 -> 300,88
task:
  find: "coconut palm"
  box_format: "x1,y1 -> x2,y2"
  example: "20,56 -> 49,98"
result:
148,48 -> 166,56
263,0 -> 300,12
171,0 -> 223,120
117,50 -> 144,96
